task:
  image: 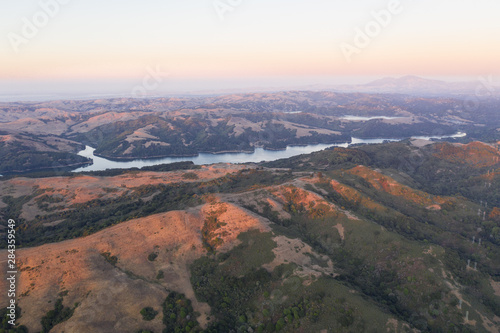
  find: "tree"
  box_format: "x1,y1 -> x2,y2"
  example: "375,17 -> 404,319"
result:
140,307 -> 158,321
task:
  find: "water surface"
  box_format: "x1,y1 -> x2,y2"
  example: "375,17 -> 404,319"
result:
340,115 -> 405,121
74,132 -> 466,172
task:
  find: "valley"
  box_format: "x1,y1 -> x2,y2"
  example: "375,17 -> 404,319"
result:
0,90 -> 498,174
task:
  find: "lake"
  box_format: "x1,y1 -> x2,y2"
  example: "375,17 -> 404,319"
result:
340,115 -> 406,121
72,132 -> 466,172
73,143 -> 349,172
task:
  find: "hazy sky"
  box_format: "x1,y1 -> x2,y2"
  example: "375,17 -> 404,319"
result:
1,0 -> 499,96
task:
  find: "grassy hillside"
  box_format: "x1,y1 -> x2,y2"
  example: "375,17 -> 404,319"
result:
0,134 -> 89,174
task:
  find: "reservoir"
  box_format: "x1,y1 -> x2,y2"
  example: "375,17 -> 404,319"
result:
340,115 -> 405,121
73,132 -> 466,172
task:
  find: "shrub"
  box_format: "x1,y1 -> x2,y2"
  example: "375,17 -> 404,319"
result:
182,172 -> 199,180
140,307 -> 158,321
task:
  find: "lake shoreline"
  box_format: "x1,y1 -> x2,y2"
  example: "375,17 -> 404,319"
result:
73,132 -> 467,173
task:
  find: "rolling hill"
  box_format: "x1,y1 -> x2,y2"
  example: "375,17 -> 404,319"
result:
0,91 -> 499,172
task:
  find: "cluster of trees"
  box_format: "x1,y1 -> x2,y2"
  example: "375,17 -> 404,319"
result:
162,292 -> 200,333
343,120 -> 458,139
0,143 -> 89,174
264,147 -> 371,170
0,306 -> 28,332
191,253 -> 274,331
140,307 -> 158,321
201,204 -> 228,252
101,252 -> 118,266
190,235 -> 362,332
40,298 -> 76,333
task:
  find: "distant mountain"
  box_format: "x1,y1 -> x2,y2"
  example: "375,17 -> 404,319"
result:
365,75 -> 449,89
333,75 -> 486,96
364,75 -> 476,94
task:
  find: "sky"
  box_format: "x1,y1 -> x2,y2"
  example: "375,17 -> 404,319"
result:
1,0 -> 499,98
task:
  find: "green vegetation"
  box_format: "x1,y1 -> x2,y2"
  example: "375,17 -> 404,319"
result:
191,231 -> 277,331
218,230 -> 276,276
81,161 -> 200,177
182,172 -> 199,180
263,147 -> 371,170
0,306 -> 28,333
140,307 -> 158,321
248,145 -> 499,331
271,185 -> 480,331
201,203 -> 228,252
190,230 -> 392,332
2,161 -> 200,179
40,298 -> 76,333
162,292 -> 200,333
101,252 -> 118,266
0,137 -> 89,174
